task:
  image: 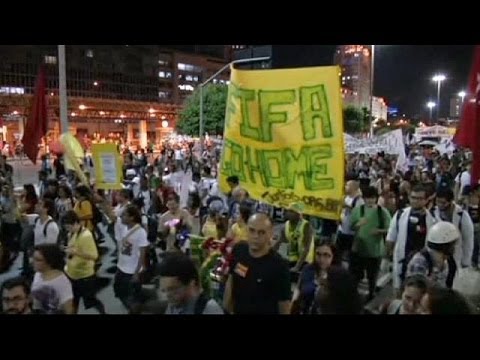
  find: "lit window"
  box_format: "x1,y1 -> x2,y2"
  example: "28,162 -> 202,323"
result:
193,76 -> 199,82
342,77 -> 346,80
159,71 -> 166,78
159,91 -> 169,98
165,72 -> 172,78
44,56 -> 57,64
0,87 -> 25,95
86,49 -> 94,58
226,81 -> 230,85
213,79 -> 218,84
178,63 -> 186,71
159,60 -> 168,66
186,75 -> 193,82
178,84 -> 194,91
354,53 -> 359,57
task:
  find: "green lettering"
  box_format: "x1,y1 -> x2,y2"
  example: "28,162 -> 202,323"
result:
259,149 -> 285,188
234,85 -> 262,141
300,85 -> 332,140
283,147 -> 308,190
308,145 -> 334,190
220,139 -> 246,182
245,145 -> 264,185
258,89 -> 296,143
224,84 -> 237,129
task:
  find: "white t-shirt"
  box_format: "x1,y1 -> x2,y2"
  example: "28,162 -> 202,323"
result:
34,216 -> 60,246
175,150 -> 183,161
114,203 -> 129,241
455,171 -> 471,196
117,226 -> 149,274
31,272 -> 73,314
200,177 -> 215,206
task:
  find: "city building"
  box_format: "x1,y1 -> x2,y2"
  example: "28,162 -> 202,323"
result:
449,97 -> 462,118
0,45 -> 228,146
333,45 -> 372,110
372,96 -> 388,120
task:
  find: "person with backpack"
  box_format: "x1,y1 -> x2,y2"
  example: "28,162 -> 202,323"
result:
379,275 -> 428,315
386,184 -> 437,295
350,186 -> 392,301
33,198 -> 59,246
406,221 -> 460,289
336,179 -> 364,264
431,188 -> 474,269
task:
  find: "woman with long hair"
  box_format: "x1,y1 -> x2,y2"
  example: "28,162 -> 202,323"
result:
30,244 -> 74,314
73,185 -> 94,232
19,184 -> 38,215
311,266 -> 362,315
228,202 -> 251,244
292,241 -> 339,314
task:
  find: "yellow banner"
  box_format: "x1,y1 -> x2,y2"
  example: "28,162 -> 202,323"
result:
91,143 -> 124,190
219,66 -> 345,220
59,133 -> 89,187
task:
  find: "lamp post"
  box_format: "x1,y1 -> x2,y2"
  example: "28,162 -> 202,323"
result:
369,45 -> 375,137
427,101 -> 436,122
432,74 -> 446,122
199,56 -> 270,153
58,45 -> 69,134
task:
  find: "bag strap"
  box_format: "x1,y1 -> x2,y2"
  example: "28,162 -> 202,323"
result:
121,224 -> 142,242
194,292 -> 211,315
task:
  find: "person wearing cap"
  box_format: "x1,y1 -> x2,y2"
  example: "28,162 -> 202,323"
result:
405,221 -> 460,289
273,202 -> 314,275
431,188 -> 474,269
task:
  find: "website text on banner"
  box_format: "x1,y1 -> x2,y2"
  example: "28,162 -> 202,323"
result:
92,143 -> 124,190
219,66 -> 345,220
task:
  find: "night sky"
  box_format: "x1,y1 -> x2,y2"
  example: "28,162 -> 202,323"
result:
286,45 -> 475,119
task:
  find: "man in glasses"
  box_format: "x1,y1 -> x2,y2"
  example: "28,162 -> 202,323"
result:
386,185 -> 436,296
1,276 -> 38,314
157,253 -> 223,315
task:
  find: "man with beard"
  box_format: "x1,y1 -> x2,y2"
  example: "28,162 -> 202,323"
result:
1,277 -> 39,314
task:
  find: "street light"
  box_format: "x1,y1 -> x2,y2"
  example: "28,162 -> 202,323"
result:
369,45 -> 376,137
427,101 -> 436,121
432,74 -> 446,122
199,56 -> 271,153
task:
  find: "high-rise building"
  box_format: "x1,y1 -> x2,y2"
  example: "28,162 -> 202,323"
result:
333,45 -> 372,110
0,45 -> 228,145
450,97 -> 462,118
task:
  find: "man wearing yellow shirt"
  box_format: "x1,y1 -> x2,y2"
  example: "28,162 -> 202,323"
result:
63,211 -> 106,314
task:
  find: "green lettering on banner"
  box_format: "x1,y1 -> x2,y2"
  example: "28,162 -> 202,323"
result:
283,147 -> 308,190
234,85 -> 262,142
224,84 -> 237,129
221,139 -> 246,182
260,149 -> 285,188
245,145 -> 264,185
308,145 -> 334,190
300,85 -> 333,140
258,89 -> 296,143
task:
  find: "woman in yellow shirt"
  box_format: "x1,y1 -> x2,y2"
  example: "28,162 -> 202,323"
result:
73,185 -> 94,232
63,211 -> 105,314
228,203 -> 252,243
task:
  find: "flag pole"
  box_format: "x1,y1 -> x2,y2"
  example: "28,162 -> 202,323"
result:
58,45 -> 69,134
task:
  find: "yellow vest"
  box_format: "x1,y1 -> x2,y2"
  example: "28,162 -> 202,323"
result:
284,219 -> 315,263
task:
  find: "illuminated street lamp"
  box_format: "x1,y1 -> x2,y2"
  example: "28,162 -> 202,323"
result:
458,90 -> 466,103
432,74 -> 446,122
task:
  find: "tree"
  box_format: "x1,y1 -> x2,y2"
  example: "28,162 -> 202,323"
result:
176,84 -> 228,136
343,105 -> 365,134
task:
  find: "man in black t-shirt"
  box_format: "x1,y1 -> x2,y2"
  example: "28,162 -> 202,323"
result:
223,213 -> 291,314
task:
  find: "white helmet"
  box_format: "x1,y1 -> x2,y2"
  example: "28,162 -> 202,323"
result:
427,221 -> 460,245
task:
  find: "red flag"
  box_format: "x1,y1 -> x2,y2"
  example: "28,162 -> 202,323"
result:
22,65 -> 48,165
454,46 -> 480,185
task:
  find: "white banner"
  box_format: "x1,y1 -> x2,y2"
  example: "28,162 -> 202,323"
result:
415,125 -> 452,138
345,130 -> 405,155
